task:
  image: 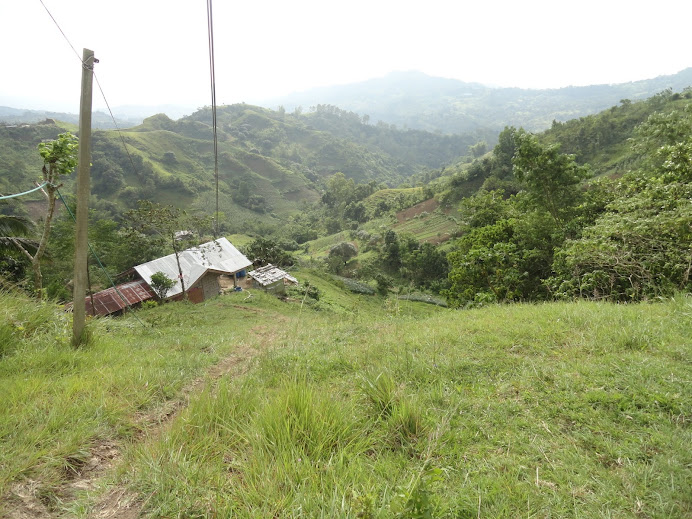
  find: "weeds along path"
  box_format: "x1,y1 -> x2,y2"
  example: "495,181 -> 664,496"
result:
4,308 -> 288,519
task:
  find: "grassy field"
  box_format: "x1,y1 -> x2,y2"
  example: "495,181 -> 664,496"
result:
1,281 -> 690,518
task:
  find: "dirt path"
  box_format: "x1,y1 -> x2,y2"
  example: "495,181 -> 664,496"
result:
4,319 -> 283,519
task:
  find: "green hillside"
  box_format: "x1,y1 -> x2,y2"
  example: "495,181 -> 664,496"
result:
2,81 -> 691,518
1,285 -> 689,517
1,103 -> 482,224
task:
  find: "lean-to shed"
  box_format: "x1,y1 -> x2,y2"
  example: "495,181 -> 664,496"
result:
69,279 -> 156,317
248,263 -> 298,295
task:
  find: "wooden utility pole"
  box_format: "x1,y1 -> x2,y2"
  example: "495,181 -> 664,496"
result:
72,48 -> 95,346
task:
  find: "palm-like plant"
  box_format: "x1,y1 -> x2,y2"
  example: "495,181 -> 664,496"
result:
0,215 -> 38,256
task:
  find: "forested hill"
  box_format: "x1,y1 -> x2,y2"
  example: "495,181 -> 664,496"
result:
0,103 -> 483,224
263,69 -> 692,134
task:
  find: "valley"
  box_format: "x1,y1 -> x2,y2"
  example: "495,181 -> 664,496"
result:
1,72 -> 691,518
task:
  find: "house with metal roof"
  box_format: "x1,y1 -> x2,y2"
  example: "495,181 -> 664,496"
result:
134,237 -> 253,303
74,238 -> 252,315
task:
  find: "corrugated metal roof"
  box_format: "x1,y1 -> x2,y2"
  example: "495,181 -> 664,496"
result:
84,279 -> 155,316
248,264 -> 298,286
134,237 -> 252,299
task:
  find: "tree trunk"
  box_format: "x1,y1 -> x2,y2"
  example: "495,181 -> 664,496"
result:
173,246 -> 188,301
31,258 -> 43,299
31,185 -> 58,299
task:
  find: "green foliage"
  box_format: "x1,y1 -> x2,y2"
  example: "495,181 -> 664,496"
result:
512,130 -> 591,225
438,127 -> 521,205
37,132 -> 79,178
9,132 -> 80,298
545,103 -> 692,301
444,135 -> 586,306
328,241 -> 358,270
149,271 -> 175,301
289,281 -> 320,301
124,201 -> 210,251
543,87 -> 692,175
0,215 -> 37,273
399,241 -> 448,289
380,230 -> 402,271
440,100 -> 692,305
245,237 -> 295,267
375,273 -> 393,296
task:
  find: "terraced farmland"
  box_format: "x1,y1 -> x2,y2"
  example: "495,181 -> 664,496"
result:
393,209 -> 457,244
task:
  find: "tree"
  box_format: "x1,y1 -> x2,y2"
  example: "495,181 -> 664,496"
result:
328,242 -> 357,266
512,131 -> 590,226
400,242 -> 448,289
470,141 -> 487,158
12,133 -> 78,298
492,126 -> 518,178
162,151 -> 178,165
380,230 -> 401,271
245,237 -> 294,267
150,271 -> 175,301
548,106 -> 692,301
124,201 -> 211,300
344,201 -> 367,223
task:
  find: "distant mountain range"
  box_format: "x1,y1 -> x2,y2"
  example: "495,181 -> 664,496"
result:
0,104 -> 196,129
2,69 -> 692,134
261,69 -> 692,133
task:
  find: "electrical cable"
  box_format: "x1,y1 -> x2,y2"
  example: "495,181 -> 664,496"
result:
206,0 -> 220,238
38,0 -> 82,63
92,73 -> 142,179
57,189 -> 147,327
0,182 -> 49,200
38,0 -> 141,179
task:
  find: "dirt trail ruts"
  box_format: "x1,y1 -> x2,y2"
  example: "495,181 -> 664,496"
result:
4,319 -> 284,519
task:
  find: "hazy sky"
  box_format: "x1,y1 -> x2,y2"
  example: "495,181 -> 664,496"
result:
2,0 -> 691,113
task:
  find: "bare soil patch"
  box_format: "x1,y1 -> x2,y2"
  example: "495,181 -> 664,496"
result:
396,198 -> 439,223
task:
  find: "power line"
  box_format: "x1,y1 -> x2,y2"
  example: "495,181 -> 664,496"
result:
92,74 -> 142,179
57,189 -> 147,327
38,0 -> 82,62
0,182 -> 49,201
37,0 -> 142,183
207,0 -> 220,238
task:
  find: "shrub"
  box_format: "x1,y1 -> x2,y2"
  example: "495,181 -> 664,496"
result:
150,271 -> 175,301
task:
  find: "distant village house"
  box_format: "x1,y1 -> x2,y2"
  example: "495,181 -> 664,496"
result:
78,238 -> 252,316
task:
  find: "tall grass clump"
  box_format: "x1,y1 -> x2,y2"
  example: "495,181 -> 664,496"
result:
256,379 -> 364,460
359,371 -> 397,418
126,376 -> 388,517
0,288 -> 68,357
